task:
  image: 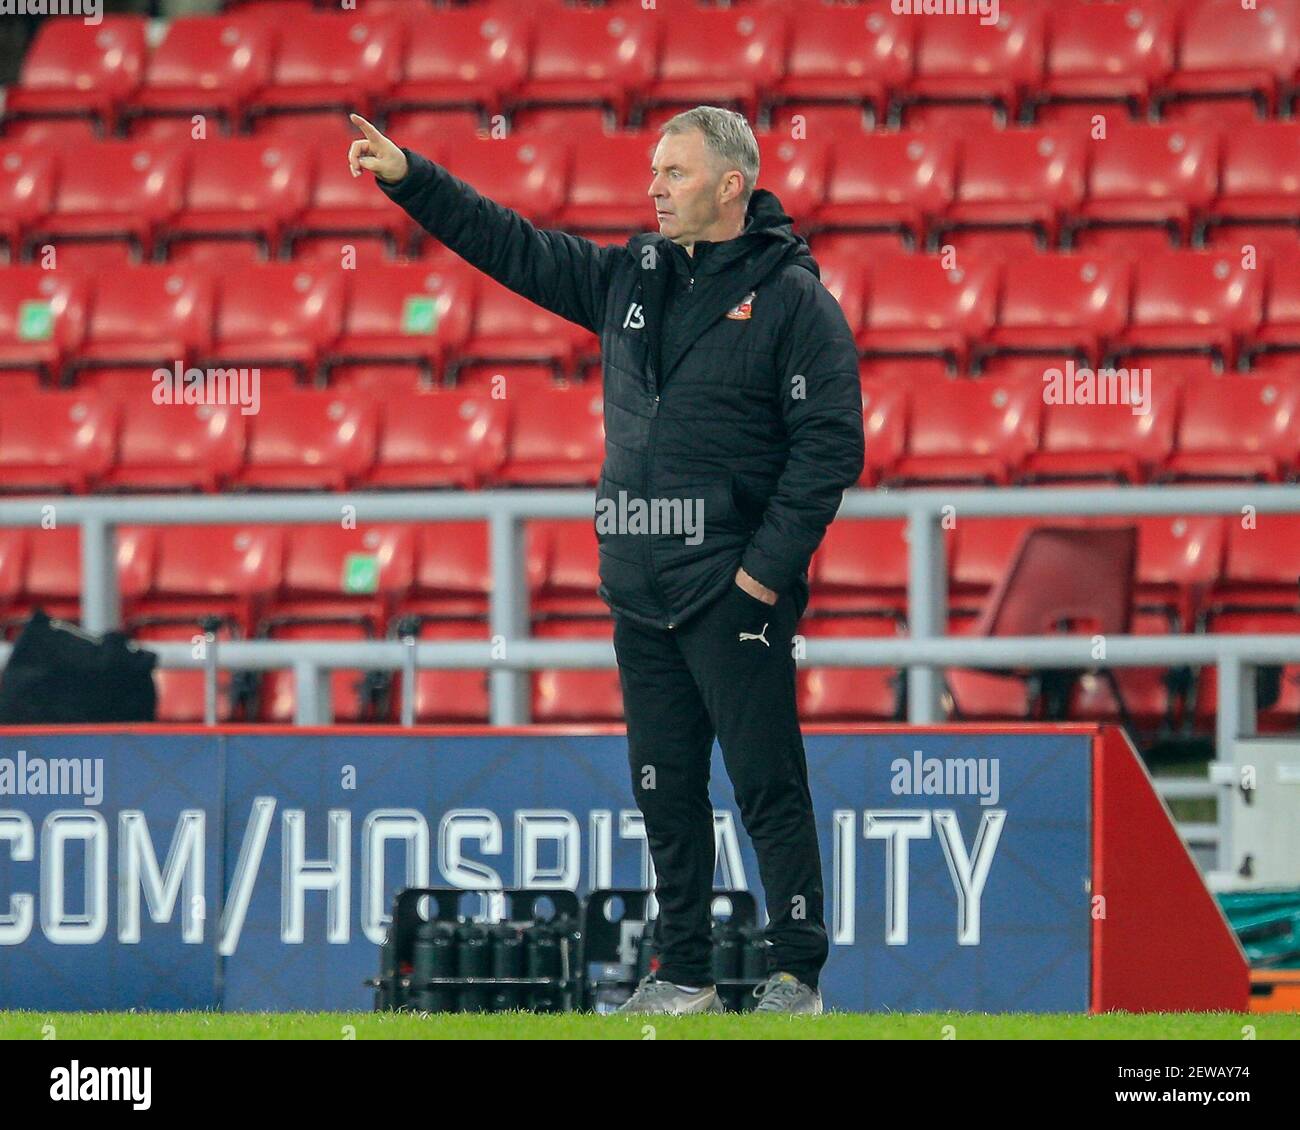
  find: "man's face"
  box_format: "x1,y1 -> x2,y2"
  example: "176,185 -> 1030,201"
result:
648,129 -> 728,246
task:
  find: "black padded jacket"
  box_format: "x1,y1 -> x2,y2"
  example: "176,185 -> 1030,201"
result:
378,148 -> 865,630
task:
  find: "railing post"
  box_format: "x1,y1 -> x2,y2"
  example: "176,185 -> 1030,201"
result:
488,507 -> 530,725
79,517 -> 119,634
203,629 -> 218,726
294,660 -> 331,726
1214,655 -> 1257,880
906,506 -> 947,723
400,633 -> 416,728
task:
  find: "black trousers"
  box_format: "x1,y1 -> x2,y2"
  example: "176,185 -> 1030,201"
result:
613,580 -> 829,989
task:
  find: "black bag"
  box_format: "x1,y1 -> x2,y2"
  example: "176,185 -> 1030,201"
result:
0,609 -> 157,723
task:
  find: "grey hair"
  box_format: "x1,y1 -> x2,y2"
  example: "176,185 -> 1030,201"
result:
659,105 -> 760,204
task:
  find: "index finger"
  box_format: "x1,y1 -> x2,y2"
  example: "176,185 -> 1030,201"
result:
349,113 -> 383,143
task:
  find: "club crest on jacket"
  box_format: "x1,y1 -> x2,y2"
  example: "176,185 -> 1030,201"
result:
726,291 -> 756,320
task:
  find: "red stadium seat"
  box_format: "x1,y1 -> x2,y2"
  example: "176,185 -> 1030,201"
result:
768,5 -> 913,127
0,391 -> 117,494
4,16 -> 147,136
1022,368 -> 1179,484
1067,611 -> 1181,733
934,127 -> 1085,253
125,524 -> 285,636
0,267 -> 89,383
888,376 -> 1041,486
798,616 -> 904,722
0,528 -> 28,636
1199,122 -> 1300,251
1031,0 -> 1174,123
1209,513 -> 1300,613
508,8 -> 657,130
1156,0 -> 1300,121
1196,612 -> 1300,731
1128,515 -> 1227,628
1248,256 -> 1300,369
530,519 -> 603,619
1161,375 -> 1300,483
232,389 -> 378,491
365,389 -> 507,490
532,617 -> 621,722
425,133 -> 569,229
161,139 -> 314,262
553,131 -> 658,236
1111,252 -> 1263,371
256,622 -> 382,723
134,622 -> 240,722
493,382 -> 605,487
807,518 -> 916,620
242,11 -> 404,126
384,8 -> 530,120
858,255 -> 1000,372
397,521 -> 492,622
451,276 -> 592,383
981,254 -> 1131,368
813,132 -> 955,249
101,396 -> 247,493
891,6 -> 1046,129
396,618 -> 490,723
26,142 -> 185,266
74,266 -> 215,374
944,615 -> 1034,720
204,265 -> 346,380
0,146 -> 56,262
754,135 -> 829,230
950,518 -> 1046,616
1068,124 -> 1219,251
639,7 -> 786,124
326,263 -> 475,387
814,251 -> 867,338
265,522 -> 417,631
857,375 -> 908,487
125,16 -> 275,134
10,525 -> 154,626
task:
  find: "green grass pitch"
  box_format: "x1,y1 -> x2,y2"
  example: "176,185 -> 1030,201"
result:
1,1011 -> 1296,1040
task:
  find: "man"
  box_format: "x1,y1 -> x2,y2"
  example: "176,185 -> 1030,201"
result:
349,107 -> 864,1015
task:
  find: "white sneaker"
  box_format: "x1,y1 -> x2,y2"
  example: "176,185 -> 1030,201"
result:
616,976 -> 724,1015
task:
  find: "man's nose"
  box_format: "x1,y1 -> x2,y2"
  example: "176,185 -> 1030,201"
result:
647,175 -> 664,198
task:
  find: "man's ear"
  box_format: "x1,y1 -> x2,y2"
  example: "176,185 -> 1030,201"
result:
718,170 -> 745,207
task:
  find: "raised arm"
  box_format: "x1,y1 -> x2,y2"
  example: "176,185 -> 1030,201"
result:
349,114 -> 619,334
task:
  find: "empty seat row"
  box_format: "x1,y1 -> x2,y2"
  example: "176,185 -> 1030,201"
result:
7,119 -> 1300,266
4,252 -> 1300,392
0,261 -> 597,386
0,384 -> 603,494
7,0 -> 1300,142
